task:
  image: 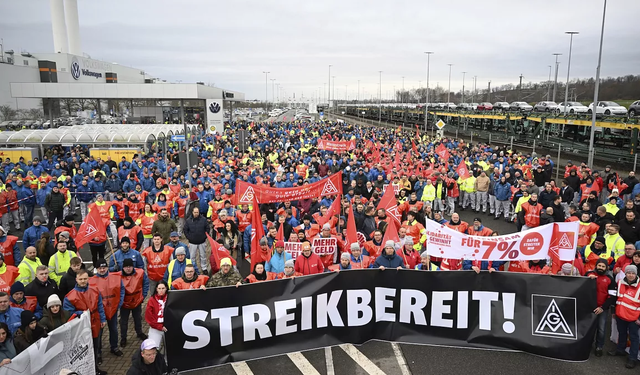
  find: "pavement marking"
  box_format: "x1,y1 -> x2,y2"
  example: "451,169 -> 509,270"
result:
392,343 -> 412,375
325,347 -> 335,375
339,344 -> 386,375
231,361 -> 254,375
288,352 -> 321,375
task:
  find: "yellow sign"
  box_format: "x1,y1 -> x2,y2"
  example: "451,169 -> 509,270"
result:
90,148 -> 141,162
436,119 -> 446,129
0,148 -> 39,162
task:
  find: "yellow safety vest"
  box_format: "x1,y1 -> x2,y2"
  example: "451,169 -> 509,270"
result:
48,250 -> 77,284
421,185 -> 436,202
463,177 -> 476,193
17,257 -> 43,285
167,258 -> 193,287
605,233 -> 625,260
604,203 -> 619,216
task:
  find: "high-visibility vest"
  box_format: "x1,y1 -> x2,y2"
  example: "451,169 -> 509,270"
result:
605,233 -> 625,260
0,265 -> 18,293
118,225 -> 142,250
66,285 -> 101,338
141,246 -> 173,282
17,257 -> 42,285
463,177 -> 476,193
166,258 -> 193,286
0,236 -> 19,266
616,279 -> 640,322
421,185 -> 436,202
120,269 -> 145,309
48,250 -> 77,283
584,245 -> 613,273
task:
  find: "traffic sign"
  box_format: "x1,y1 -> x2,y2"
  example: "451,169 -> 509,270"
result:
171,135 -> 186,142
436,119 -> 446,129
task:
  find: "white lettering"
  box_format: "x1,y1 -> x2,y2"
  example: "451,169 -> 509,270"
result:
242,304 -> 272,342
399,289 -> 427,325
274,299 -> 298,336
431,291 -> 454,328
457,291 -> 468,329
182,310 -> 210,350
375,287 -> 396,322
472,291 -> 499,331
347,289 -> 373,326
317,291 -> 344,328
301,296 -> 312,331
210,307 -> 239,346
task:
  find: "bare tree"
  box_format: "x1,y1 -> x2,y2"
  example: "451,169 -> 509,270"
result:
0,105 -> 16,121
61,99 -> 76,115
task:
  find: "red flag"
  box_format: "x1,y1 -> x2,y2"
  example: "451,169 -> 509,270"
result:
207,233 -> 236,270
276,223 -> 284,241
379,184 -> 402,225
75,208 -> 106,250
435,143 -> 450,161
411,140 -> 418,154
346,206 -> 358,249
456,160 -> 470,180
316,195 -> 341,227
250,195 -> 267,272
381,217 -> 401,245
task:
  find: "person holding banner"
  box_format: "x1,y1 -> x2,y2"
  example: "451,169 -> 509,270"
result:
349,243 -> 373,269
467,218 -> 493,237
206,258 -> 242,287
610,265 -> 640,369
584,237 -> 614,273
397,238 -> 420,269
13,310 -> 46,355
0,322 -> 16,365
415,251 -> 439,271
373,241 -> 404,270
243,263 -> 277,283
265,240 -> 292,274
519,193 -> 543,231
295,242 -> 324,275
586,259 -> 616,357
463,258 -> 504,273
172,264 -> 208,290
328,253 -> 352,271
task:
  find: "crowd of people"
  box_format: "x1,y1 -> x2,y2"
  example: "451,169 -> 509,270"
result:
0,118 -> 639,372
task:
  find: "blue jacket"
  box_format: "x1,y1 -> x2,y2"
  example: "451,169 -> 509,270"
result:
373,252 -> 405,269
95,271 -> 125,310
163,258 -> 199,284
0,306 -> 24,335
36,187 -> 50,206
122,179 -> 137,193
75,183 -> 94,203
16,186 -> 35,206
265,250 -> 292,274
139,176 -> 155,192
167,241 -> 191,260
22,225 -> 49,250
104,174 -> 122,192
0,236 -> 22,264
89,180 -> 105,194
9,296 -> 42,320
109,248 -> 144,272
63,284 -> 107,323
462,260 -> 505,270
494,181 -> 512,201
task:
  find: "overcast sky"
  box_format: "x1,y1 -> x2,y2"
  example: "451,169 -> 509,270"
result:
1,0 -> 639,101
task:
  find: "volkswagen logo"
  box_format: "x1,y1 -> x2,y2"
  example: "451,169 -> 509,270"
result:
70,57 -> 81,80
209,102 -> 221,113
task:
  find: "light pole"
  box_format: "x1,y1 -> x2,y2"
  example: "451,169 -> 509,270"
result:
518,74 -> 524,101
488,81 -> 491,102
332,76 -> 336,107
563,31 -> 579,115
473,76 -> 477,103
447,64 -> 453,105
328,65 -> 332,109
378,71 -> 382,124
547,65 -> 552,100
263,71 -> 270,111
461,72 -> 467,104
588,1 -> 607,168
424,52 -> 433,129
270,78 -> 276,107
552,53 -> 562,102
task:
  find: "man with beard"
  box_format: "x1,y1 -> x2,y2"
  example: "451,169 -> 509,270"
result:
277,260 -> 303,279
586,258 -> 616,357
171,263 -> 208,290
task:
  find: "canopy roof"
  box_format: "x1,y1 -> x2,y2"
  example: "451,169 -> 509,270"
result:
0,124 -> 198,145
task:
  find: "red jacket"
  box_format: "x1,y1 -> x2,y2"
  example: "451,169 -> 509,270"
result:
396,249 -> 420,269
294,253 -> 324,275
145,294 -> 167,331
586,271 -> 616,307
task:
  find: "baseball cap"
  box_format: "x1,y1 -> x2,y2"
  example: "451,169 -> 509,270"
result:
140,339 -> 158,351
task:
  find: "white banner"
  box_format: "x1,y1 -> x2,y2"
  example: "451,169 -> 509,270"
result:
0,311 -> 95,375
206,99 -> 224,135
312,237 -> 337,255
425,221 -> 577,261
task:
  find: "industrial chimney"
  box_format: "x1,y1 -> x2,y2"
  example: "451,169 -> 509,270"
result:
49,0 -> 82,56
64,0 -> 82,56
50,0 -> 68,53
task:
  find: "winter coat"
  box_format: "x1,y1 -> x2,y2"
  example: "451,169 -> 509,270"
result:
22,225 -> 49,250
265,250 -> 292,274
183,215 -> 209,245
126,349 -> 168,375
39,307 -> 73,332
373,251 -> 405,269
494,181 -> 512,201
206,269 -> 242,287
0,339 -> 16,361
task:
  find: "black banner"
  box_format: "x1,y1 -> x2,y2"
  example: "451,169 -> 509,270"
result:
164,270 -> 597,372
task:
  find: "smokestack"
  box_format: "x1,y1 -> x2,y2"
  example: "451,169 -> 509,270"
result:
50,0 -> 68,53
64,0 -> 82,56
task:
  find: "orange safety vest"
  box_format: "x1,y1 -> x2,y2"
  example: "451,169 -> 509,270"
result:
90,273 -> 121,320
172,275 -> 210,290
0,236 -> 19,266
119,269 -> 145,310
580,183 -> 600,202
10,295 -> 38,312
139,214 -> 157,236
141,246 -> 173,281
152,201 -> 174,215
175,196 -> 188,218
0,265 -> 18,293
112,200 -> 127,220
245,273 -> 276,283
276,271 -> 303,279
90,201 -> 113,228
126,200 -> 145,221
118,226 -> 142,250
577,222 -> 600,248
616,279 -> 640,322
66,285 -> 102,338
522,201 -> 542,228
236,210 -> 251,232
351,255 -> 372,269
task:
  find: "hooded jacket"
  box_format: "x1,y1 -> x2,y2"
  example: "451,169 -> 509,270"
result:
125,349 -> 168,375
265,249 -> 292,274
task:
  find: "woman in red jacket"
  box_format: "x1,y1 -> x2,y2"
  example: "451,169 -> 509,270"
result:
145,280 -> 168,351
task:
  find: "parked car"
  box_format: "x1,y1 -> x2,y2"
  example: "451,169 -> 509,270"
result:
628,100 -> 640,117
477,102 -> 494,111
458,103 -> 472,111
587,101 -> 627,116
493,102 -> 510,111
533,101 -> 559,112
555,102 -> 589,115
469,103 -> 480,110
444,103 -> 457,110
510,102 -> 533,112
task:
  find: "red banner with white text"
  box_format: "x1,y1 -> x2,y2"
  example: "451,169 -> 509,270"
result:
235,172 -> 343,204
425,220 -> 578,261
317,139 -> 356,152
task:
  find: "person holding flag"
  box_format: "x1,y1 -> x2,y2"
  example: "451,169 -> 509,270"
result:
250,196 -> 269,272
207,233 -> 237,274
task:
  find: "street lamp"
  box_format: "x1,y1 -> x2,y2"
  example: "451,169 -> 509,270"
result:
328,64 -> 332,109
473,76 -> 477,103
563,31 -> 579,115
270,78 -> 276,106
547,65 -> 552,100
552,53 -> 562,102
378,71 -> 382,124
461,72 -> 467,104
263,71 -> 270,111
424,52 -> 434,130
447,64 -> 453,106
588,0 -> 607,168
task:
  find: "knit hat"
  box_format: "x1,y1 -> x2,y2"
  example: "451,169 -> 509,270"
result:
350,243 -> 360,251
284,259 -> 295,268
64,215 -> 75,222
404,237 -> 414,245
220,257 -> 232,267
259,237 -> 268,246
20,310 -> 36,329
94,258 -> 108,269
33,216 -> 43,223
46,294 -> 62,308
275,240 -> 285,248
175,247 -> 186,256
124,216 -> 133,223
340,252 -> 351,260
322,223 -> 331,230
59,231 -> 70,238
385,240 -> 395,249
120,236 -> 130,244
420,251 -> 429,258
594,236 -> 606,245
10,281 -> 24,296
560,263 -> 574,275
122,258 -> 134,268
626,265 -> 638,275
